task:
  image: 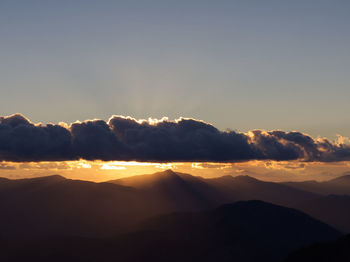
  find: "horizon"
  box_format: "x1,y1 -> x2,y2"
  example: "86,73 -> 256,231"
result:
1,159 -> 350,183
2,168 -> 350,184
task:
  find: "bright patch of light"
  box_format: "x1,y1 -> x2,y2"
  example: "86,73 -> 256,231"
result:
76,161 -> 91,169
100,164 -> 126,170
192,163 -> 205,169
155,163 -> 175,169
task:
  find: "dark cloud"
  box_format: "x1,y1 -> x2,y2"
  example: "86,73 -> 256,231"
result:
109,116 -> 257,161
0,114 -> 350,163
70,119 -> 128,161
316,138 -> 350,162
0,114 -> 73,162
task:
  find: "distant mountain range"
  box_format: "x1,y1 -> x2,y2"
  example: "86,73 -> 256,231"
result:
0,200 -> 340,262
1,169 -> 350,261
296,194 -> 350,233
110,170 -> 350,232
1,170 -> 350,239
282,175 -> 350,195
108,169 -> 318,208
108,169 -> 227,212
280,174 -> 350,232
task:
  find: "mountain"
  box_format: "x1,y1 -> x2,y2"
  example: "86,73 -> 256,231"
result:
284,234 -> 350,262
296,194 -> 350,233
132,200 -> 340,262
0,175 -> 160,238
0,170 -> 318,239
0,200 -> 340,262
205,175 -> 319,207
283,174 -> 350,195
0,172 -> 344,261
108,169 -> 228,212
109,170 -> 319,210
0,170 -> 342,241
281,174 -> 350,233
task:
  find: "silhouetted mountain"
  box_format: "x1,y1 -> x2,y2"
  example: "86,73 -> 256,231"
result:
0,201 -> 341,262
329,174 -> 350,184
0,170 -> 343,244
282,175 -> 350,233
0,174 -> 66,192
296,194 -> 350,233
204,174 -> 319,207
108,169 -> 228,212
283,174 -> 350,195
284,234 -> 350,262
109,170 -> 319,210
0,175 -> 160,238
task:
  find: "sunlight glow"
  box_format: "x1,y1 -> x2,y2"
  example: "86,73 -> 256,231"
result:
76,161 -> 92,169
1,159 -> 350,183
100,164 -> 126,170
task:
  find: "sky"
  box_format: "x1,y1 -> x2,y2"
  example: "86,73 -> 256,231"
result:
1,1 -> 350,181
1,0 -> 349,138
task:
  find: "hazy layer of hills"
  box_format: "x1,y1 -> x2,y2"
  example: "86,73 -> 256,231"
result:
109,169 -> 318,209
282,174 -> 350,195
296,194 -> 350,233
0,201 -> 340,262
1,169 -> 350,261
284,234 -> 350,262
109,170 -> 350,233
281,175 -> 350,233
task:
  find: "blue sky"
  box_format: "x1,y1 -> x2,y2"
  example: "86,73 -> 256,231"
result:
1,0 -> 349,139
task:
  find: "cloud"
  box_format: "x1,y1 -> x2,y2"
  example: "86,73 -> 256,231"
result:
0,162 -> 16,170
70,119 -> 127,160
0,113 -> 350,163
18,162 -> 71,170
108,116 -> 257,161
0,114 -> 73,162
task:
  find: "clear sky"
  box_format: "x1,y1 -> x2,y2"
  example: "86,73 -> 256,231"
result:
1,0 -> 349,139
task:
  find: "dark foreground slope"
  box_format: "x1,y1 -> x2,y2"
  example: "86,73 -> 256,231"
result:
0,201 -> 340,262
284,234 -> 350,262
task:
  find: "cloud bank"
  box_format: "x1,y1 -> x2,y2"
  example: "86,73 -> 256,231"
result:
0,114 -> 349,163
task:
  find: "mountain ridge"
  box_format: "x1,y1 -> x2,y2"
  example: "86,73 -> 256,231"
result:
0,200 -> 341,262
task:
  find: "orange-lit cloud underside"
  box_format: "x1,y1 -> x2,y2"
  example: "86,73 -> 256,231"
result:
1,160 -> 350,183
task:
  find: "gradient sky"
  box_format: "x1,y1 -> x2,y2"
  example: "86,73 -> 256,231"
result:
1,0 -> 350,139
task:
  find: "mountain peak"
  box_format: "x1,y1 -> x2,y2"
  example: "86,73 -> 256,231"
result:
160,169 -> 177,176
0,177 -> 10,182
14,174 -> 67,184
32,174 -> 66,181
232,175 -> 259,182
328,174 -> 350,184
